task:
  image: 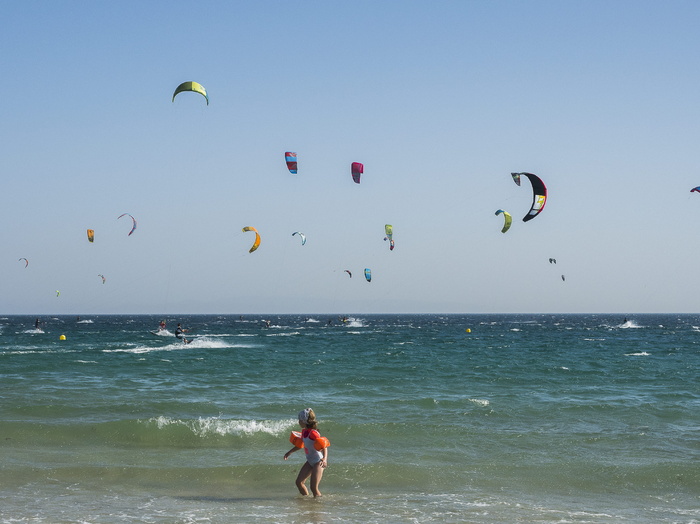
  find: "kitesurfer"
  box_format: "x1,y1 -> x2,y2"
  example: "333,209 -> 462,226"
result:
175,323 -> 190,344
158,319 -> 166,332
283,408 -> 329,497
35,318 -> 41,330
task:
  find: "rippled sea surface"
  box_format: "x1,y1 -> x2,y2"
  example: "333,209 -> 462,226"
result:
1,314 -> 698,523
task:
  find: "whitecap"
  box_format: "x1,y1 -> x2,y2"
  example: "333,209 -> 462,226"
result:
146,416 -> 292,437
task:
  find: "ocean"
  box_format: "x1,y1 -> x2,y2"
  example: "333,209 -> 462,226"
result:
0,314 -> 698,523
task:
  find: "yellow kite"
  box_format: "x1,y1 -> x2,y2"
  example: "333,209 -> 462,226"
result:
242,226 -> 261,253
172,81 -> 209,105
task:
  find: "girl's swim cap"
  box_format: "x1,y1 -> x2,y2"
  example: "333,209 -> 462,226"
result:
298,408 -> 313,424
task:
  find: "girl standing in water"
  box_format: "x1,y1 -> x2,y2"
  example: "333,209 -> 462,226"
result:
283,408 -> 330,497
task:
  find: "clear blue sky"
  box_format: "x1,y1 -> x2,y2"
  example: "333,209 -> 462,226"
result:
2,1 -> 699,315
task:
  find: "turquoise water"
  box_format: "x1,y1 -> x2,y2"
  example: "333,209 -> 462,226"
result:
1,314 -> 698,523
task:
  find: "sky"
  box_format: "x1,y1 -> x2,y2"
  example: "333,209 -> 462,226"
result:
2,0 -> 700,315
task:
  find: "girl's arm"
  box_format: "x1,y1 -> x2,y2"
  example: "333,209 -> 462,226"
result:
283,446 -> 301,460
320,447 -> 328,467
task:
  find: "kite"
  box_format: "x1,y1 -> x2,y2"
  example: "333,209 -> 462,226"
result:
56,290 -> 60,297
172,81 -> 209,105
242,226 -> 261,253
344,270 -> 352,278
292,232 -> 306,245
549,258 -> 557,264
494,209 -> 512,234
384,224 -> 395,250
117,214 -> 137,236
364,268 -> 371,282
285,152 -> 298,174
511,172 -> 547,222
87,229 -> 94,243
351,162 -> 363,184
98,274 -> 106,284
18,258 -> 28,268
561,275 -> 566,281
692,187 -> 700,193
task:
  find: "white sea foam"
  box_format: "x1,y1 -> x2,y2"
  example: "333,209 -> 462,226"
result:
619,320 -> 642,329
625,351 -> 650,356
147,416 -> 291,437
266,331 -> 300,337
468,399 -> 490,407
103,337 -> 257,354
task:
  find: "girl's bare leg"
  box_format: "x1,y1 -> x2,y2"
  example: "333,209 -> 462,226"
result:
295,462 -> 313,495
309,462 -> 325,497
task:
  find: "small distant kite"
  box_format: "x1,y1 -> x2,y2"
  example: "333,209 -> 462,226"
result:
344,270 -> 352,278
547,258 -> 564,281
292,232 -> 306,245
285,152 -> 298,174
117,214 -> 137,236
351,162 -> 363,184
511,172 -> 547,222
87,229 -> 95,243
98,274 -> 106,284
56,290 -> 60,297
172,81 -> 209,105
18,258 -> 28,268
384,224 -> 395,250
691,187 -> 700,193
242,226 -> 261,253
494,209 -> 512,233
364,268 -> 372,282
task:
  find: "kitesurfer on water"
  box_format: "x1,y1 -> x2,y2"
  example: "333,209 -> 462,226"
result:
175,323 -> 190,344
